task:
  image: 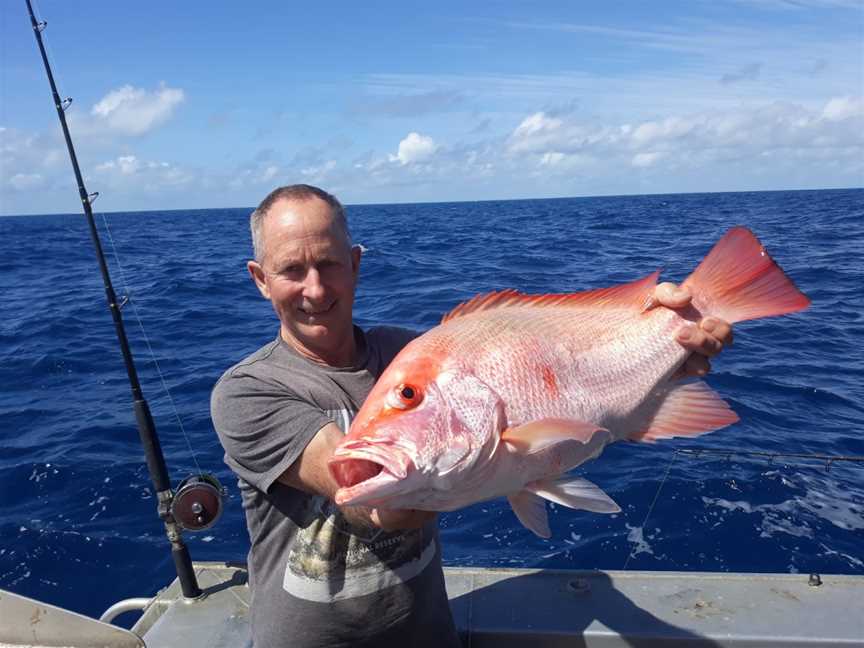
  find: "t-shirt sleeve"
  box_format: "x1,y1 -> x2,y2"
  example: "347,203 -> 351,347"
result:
211,369 -> 331,494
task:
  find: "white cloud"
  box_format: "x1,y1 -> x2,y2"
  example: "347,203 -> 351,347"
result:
506,97 -> 864,170
512,112 -> 562,138
260,165 -> 280,182
730,0 -> 864,9
226,162 -> 292,190
301,160 -> 336,179
245,94 -> 861,205
822,96 -> 864,121
632,152 -> 666,168
540,152 -> 566,166
96,155 -> 140,175
631,117 -> 699,147
90,83 -> 185,135
9,173 -> 44,190
390,132 -> 438,165
94,154 -> 191,188
720,62 -> 763,85
536,151 -> 594,172
361,14 -> 861,125
1,128 -> 63,197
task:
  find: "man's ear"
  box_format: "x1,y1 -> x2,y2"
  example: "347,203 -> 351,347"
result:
351,244 -> 362,280
247,260 -> 271,300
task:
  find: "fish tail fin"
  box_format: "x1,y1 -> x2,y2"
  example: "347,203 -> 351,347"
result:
682,227 -> 810,324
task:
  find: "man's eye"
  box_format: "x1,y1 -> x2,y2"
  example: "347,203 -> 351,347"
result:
280,265 -> 301,275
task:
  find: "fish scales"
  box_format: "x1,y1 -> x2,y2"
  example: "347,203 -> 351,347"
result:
423,303 -> 686,438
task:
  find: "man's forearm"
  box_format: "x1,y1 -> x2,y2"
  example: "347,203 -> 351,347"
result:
339,504 -> 377,529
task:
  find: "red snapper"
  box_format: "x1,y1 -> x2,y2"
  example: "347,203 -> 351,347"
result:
329,228 -> 809,537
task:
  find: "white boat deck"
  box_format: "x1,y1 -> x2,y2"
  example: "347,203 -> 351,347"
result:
137,562 -> 862,647
3,562 -> 862,647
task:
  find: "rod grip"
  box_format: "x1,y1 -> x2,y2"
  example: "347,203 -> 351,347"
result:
172,542 -> 202,599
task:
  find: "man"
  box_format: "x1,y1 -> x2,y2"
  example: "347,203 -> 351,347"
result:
211,184 -> 732,648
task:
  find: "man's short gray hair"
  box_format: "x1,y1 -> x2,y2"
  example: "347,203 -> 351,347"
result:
250,184 -> 351,262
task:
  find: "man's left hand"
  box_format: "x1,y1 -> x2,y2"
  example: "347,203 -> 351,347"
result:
653,282 -> 734,378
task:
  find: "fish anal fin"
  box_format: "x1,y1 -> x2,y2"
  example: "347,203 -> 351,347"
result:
630,381 -> 740,443
508,490 -> 551,538
441,271 -> 662,324
527,475 -> 620,514
502,418 -> 609,454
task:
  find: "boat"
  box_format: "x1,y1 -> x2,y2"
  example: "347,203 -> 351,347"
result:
4,562 -> 863,646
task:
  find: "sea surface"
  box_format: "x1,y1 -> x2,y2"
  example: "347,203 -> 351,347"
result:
1,189 -> 863,622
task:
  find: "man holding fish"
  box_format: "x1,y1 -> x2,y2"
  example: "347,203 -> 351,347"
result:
212,184 -> 763,648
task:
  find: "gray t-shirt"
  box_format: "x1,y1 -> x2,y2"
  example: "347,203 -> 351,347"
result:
211,326 -> 460,648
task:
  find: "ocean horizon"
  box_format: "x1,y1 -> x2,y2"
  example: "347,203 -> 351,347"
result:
2,185 -> 862,219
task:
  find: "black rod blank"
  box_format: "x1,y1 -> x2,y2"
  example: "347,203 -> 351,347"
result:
25,0 -> 201,599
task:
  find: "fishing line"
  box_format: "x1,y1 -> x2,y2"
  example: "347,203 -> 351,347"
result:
99,211 -> 204,477
30,0 -> 70,109
619,445 -> 862,570
674,447 -> 864,472
30,0 -> 205,477
622,450 -> 677,571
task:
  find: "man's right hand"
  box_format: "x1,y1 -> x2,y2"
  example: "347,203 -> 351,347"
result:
277,422 -> 438,531
369,507 -> 436,531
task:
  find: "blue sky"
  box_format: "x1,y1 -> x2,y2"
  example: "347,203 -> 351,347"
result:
2,0 -> 862,215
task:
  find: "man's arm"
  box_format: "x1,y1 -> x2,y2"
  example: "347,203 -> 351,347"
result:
277,422 -> 434,532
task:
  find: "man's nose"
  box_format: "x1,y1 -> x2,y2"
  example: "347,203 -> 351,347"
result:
302,268 -> 326,300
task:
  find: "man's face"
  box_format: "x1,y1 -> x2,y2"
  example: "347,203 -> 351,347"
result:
248,197 -> 361,363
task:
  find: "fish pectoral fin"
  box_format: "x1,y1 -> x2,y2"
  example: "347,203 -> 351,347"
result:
502,418 -> 609,454
507,490 -> 551,538
527,475 -> 621,514
629,380 -> 740,443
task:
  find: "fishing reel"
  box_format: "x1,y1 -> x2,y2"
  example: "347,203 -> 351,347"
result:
169,473 -> 225,532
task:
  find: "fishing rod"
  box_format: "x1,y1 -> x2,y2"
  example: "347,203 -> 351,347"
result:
25,1 -> 223,599
675,447 -> 864,472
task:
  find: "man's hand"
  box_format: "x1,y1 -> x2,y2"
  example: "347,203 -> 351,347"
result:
338,505 -> 436,531
277,422 -> 438,531
370,507 -> 436,532
653,282 -> 734,378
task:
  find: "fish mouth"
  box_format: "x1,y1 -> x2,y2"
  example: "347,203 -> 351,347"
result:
328,443 -> 412,506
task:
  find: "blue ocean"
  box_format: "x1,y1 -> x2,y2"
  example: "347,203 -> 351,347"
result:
1,188 -> 862,622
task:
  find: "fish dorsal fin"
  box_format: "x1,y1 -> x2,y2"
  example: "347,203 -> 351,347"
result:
441,271 -> 661,324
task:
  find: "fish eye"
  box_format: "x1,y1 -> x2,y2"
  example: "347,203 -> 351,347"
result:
388,383 -> 422,410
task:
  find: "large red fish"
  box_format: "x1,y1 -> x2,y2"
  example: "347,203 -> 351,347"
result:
329,228 -> 809,537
